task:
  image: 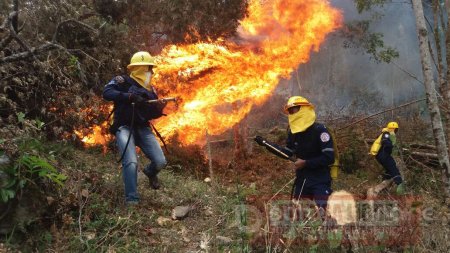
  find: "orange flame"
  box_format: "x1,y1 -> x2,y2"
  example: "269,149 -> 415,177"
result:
153,0 -> 342,144
76,0 -> 342,147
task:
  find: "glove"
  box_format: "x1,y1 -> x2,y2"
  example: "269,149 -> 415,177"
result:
395,183 -> 405,195
254,136 -> 265,146
129,93 -> 146,104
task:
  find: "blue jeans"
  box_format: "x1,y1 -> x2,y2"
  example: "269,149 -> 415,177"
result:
116,125 -> 167,202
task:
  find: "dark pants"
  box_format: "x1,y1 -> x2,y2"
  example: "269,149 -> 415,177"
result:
292,179 -> 332,210
376,153 -> 402,185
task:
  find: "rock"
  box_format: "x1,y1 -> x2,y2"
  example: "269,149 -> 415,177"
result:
171,205 -> 192,220
216,235 -> 233,244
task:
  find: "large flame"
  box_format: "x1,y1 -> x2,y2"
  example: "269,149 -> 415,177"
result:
76,0 -> 342,146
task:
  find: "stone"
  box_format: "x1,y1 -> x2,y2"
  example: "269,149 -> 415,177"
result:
171,206 -> 192,220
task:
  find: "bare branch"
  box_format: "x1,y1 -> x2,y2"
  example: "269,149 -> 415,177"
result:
67,48 -> 101,65
52,19 -> 98,43
391,61 -> 424,84
0,12 -> 18,51
337,98 -> 426,131
0,42 -> 61,64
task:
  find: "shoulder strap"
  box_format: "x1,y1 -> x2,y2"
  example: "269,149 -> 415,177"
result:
106,107 -> 115,121
150,123 -> 169,154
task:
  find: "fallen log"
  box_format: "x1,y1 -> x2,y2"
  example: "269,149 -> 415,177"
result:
410,151 -> 438,159
409,143 -> 436,151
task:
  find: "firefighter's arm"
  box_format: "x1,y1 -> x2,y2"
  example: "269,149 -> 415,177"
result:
304,129 -> 335,169
103,76 -> 133,102
380,132 -> 393,154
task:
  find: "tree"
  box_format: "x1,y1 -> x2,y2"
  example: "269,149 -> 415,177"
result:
412,0 -> 450,198
0,0 -> 248,140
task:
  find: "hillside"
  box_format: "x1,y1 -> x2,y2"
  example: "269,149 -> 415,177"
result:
1,117 -> 449,252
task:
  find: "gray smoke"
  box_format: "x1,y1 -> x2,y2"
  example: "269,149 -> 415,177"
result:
277,0 -> 426,117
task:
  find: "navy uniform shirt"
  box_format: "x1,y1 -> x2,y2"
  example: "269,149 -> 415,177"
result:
376,131 -> 394,161
103,75 -> 163,133
285,123 -> 335,187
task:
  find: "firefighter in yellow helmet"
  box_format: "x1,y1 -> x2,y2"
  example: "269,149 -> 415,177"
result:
255,96 -> 335,211
103,51 -> 167,205
369,121 -> 405,195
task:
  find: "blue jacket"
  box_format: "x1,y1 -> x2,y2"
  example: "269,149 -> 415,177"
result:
284,123 -> 334,187
103,75 -> 163,133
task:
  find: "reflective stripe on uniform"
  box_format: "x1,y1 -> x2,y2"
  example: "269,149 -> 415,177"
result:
322,148 -> 334,153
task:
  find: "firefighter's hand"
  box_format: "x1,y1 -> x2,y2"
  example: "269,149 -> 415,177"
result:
254,136 -> 265,146
129,94 -> 146,104
158,99 -> 168,107
293,159 -> 306,170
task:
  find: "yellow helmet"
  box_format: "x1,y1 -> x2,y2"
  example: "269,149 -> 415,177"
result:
284,96 -> 313,113
387,121 -> 399,129
127,51 -> 157,69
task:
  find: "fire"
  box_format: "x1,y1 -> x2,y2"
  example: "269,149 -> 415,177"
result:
153,0 -> 341,144
76,0 -> 342,147
74,121 -> 110,153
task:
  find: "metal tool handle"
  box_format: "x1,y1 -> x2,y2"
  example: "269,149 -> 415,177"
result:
255,136 -> 297,162
147,97 -> 178,104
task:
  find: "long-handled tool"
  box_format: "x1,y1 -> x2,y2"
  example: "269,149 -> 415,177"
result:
254,136 -> 297,162
254,136 -> 300,199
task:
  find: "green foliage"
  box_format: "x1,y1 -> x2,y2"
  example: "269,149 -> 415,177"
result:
68,55 -> 82,77
344,20 -> 399,63
20,155 -> 67,186
1,138 -> 68,203
354,0 -> 390,13
16,112 -> 25,123
1,154 -> 67,203
35,119 -> 45,130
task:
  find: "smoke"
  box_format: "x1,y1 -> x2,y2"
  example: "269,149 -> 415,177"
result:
278,0 -> 426,117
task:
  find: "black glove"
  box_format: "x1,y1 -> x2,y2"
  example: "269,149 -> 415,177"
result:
129,93 -> 147,104
254,136 -> 266,146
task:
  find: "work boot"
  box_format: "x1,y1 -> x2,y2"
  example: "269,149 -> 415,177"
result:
143,169 -> 161,190
150,175 -> 160,190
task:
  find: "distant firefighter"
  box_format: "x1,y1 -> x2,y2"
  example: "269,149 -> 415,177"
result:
369,121 -> 405,195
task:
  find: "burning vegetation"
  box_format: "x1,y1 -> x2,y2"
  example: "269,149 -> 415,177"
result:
75,0 -> 342,147
3,0 -> 450,252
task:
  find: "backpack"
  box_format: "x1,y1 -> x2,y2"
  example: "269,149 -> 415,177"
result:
327,128 -> 340,179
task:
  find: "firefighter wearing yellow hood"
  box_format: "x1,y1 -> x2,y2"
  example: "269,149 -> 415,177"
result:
103,51 -> 167,205
284,96 -> 335,211
370,122 -> 405,195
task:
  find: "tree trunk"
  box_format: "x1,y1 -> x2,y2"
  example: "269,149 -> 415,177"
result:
412,0 -> 450,198
442,1 -> 450,153
433,1 -> 450,153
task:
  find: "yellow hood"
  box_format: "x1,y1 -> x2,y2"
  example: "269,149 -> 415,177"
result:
288,105 -> 316,133
129,66 -> 153,91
